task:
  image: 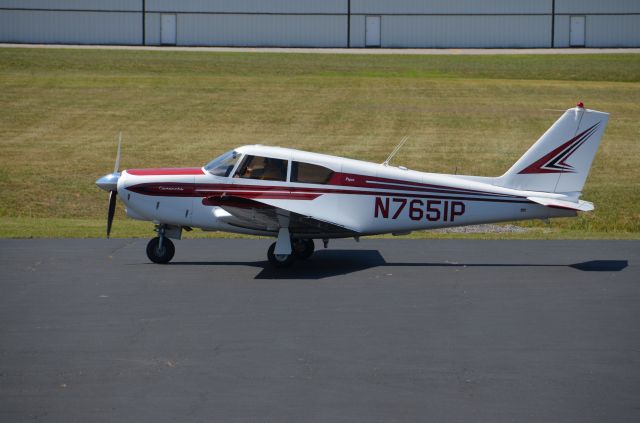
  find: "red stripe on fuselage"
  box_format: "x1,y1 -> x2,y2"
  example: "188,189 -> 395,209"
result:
125,168 -> 527,205
203,192 -> 321,206
127,168 -> 204,176
127,182 -> 513,199
126,182 -> 530,204
328,172 -> 511,197
126,168 -> 511,197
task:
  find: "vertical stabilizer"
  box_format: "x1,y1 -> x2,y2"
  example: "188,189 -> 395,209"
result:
497,105 -> 608,194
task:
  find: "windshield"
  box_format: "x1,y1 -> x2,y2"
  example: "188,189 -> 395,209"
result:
204,150 -> 240,177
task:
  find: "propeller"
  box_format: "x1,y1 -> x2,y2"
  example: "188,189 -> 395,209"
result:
107,190 -> 117,238
96,133 -> 122,238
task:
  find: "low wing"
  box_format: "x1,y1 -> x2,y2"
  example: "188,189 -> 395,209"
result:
527,196 -> 594,212
204,195 -> 359,237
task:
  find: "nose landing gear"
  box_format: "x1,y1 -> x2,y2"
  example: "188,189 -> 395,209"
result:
146,237 -> 175,264
146,224 -> 175,264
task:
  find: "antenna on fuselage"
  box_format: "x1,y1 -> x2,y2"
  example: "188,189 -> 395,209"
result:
383,136 -> 409,167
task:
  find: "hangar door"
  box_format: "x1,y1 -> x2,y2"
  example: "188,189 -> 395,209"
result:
161,14 -> 177,45
365,16 -> 381,47
570,16 -> 585,47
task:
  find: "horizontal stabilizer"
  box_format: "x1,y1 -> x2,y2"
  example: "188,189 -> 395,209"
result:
527,196 -> 594,212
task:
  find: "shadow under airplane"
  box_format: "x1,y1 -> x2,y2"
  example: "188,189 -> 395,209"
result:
168,250 -> 629,280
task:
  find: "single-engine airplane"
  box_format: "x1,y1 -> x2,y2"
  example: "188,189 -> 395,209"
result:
97,103 -> 608,267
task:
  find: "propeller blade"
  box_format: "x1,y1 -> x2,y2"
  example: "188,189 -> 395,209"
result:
113,132 -> 122,174
107,190 -> 117,238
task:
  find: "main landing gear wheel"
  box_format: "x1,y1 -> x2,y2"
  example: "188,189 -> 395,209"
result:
267,242 -> 295,268
146,237 -> 175,264
293,239 -> 315,260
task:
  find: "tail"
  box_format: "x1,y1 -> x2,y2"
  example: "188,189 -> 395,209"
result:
496,104 -> 609,195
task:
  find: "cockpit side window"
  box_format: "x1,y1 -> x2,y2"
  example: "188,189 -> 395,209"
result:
204,150 -> 240,177
234,155 -> 287,181
291,161 -> 334,184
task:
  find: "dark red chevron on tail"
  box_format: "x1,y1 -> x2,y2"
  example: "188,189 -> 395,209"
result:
518,122 -> 600,174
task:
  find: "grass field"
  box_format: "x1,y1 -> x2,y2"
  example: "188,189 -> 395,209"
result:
0,48 -> 638,239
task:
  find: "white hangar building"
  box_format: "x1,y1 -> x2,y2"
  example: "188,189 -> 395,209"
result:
1,0 -> 639,48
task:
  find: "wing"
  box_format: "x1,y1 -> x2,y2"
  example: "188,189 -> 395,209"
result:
203,195 -> 359,237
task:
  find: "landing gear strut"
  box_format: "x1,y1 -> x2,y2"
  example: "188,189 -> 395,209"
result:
146,224 -> 175,264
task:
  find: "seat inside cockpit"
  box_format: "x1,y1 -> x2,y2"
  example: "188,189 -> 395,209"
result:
234,155 -> 287,181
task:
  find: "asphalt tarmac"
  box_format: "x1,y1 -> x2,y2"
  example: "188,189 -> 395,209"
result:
1,239 -> 638,422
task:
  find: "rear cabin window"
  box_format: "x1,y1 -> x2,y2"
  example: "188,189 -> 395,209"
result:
234,155 -> 288,181
291,161 -> 334,184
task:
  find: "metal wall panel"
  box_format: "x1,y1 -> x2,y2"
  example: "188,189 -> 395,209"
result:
555,0 -> 640,14
147,0 -> 346,14
585,15 -> 640,47
0,0 -> 140,11
0,9 -> 141,44
351,0 -> 550,15
553,15 -> 571,47
349,15 -> 366,48
351,15 -> 551,48
166,14 -> 347,47
554,14 -> 640,47
1,0 -> 638,48
145,12 -> 161,45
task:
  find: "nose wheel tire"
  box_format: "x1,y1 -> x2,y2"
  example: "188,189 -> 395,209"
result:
293,239 -> 315,260
267,242 -> 295,268
146,237 -> 175,264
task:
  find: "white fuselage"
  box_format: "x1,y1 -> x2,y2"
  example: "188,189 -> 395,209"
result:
116,145 -> 575,238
